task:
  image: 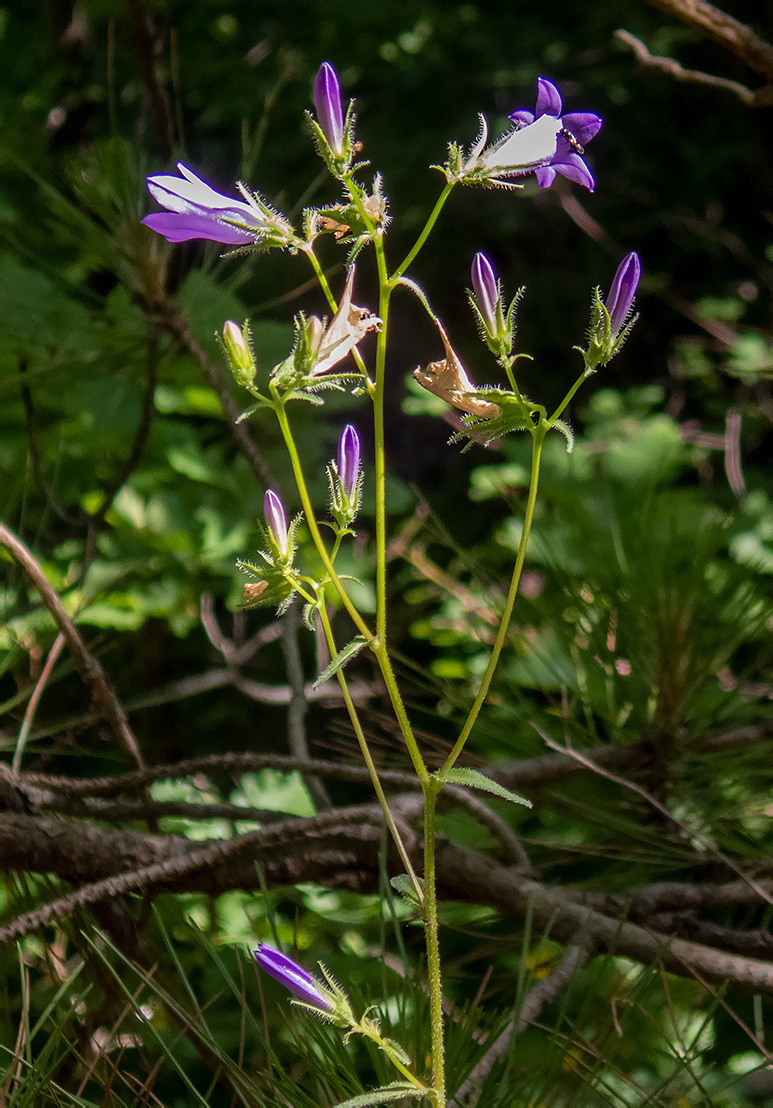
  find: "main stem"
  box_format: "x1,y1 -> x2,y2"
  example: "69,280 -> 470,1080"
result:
440,426 -> 546,778
423,784 -> 445,1106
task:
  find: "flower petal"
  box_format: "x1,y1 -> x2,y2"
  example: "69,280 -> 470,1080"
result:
554,151 -> 596,192
482,113 -> 561,171
253,944 -> 332,1011
141,212 -> 255,244
561,111 -> 603,145
534,165 -> 558,189
507,109 -> 535,127
535,77 -> 563,118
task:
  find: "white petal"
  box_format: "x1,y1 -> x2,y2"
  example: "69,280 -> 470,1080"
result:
148,166 -> 260,224
480,114 -> 561,171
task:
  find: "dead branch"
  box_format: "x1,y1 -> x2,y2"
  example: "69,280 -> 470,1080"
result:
615,28 -> 756,104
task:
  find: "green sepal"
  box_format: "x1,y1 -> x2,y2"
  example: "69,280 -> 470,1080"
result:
449,390 -> 535,450
313,634 -> 370,689
331,1084 -> 427,1108
442,767 -> 532,808
379,1038 -> 412,1067
302,601 -> 318,630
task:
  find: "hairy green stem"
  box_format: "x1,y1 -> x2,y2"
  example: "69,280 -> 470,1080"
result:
439,426 -> 546,778
317,604 -> 423,899
391,181 -> 455,284
274,403 -> 372,640
423,784 -> 445,1106
549,367 -> 592,423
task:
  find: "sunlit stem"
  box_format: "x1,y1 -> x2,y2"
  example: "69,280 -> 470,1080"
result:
354,1020 -> 428,1091
391,181 -> 455,284
273,402 -> 372,641
316,603 -> 423,901
439,424 -> 546,778
549,366 -> 592,423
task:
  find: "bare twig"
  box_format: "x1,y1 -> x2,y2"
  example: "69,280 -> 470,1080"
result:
641,0 -> 773,87
615,28 -> 756,104
13,632 -> 65,773
0,524 -> 145,771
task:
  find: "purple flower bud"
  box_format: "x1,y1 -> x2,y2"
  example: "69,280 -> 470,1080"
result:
253,944 -> 333,1012
471,253 -> 500,332
337,425 -> 361,500
313,62 -> 345,156
606,252 -> 641,335
264,490 -> 288,555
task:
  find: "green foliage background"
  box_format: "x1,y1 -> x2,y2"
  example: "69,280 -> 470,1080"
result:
0,0 -> 772,1104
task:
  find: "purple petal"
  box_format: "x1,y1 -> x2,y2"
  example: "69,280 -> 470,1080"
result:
554,153 -> 596,192
253,945 -> 332,1011
264,489 -> 289,554
561,111 -> 603,145
535,77 -> 563,118
507,109 -> 535,127
141,212 -> 255,244
471,252 -> 499,330
534,165 -> 558,189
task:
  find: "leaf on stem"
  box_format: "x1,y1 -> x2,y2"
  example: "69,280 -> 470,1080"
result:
313,634 -> 370,688
332,1083 -> 428,1107
444,767 -> 532,807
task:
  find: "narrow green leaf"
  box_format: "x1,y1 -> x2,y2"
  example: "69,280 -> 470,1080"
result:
332,1083 -> 427,1107
313,634 -> 369,689
443,767 -> 532,807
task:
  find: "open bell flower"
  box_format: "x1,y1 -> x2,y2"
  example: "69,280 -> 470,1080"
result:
462,112 -> 562,183
508,77 -> 602,192
142,163 -> 292,246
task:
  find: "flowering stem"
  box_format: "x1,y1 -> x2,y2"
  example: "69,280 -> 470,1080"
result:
439,424 -> 546,778
549,368 -> 591,423
391,181 -> 455,284
423,782 -> 445,1107
273,402 -> 372,641
317,602 -> 423,899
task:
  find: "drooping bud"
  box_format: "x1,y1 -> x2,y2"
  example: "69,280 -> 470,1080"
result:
264,490 -> 289,556
606,251 -> 641,336
337,424 -> 361,501
471,253 -> 499,333
313,62 -> 345,156
222,320 -> 256,388
254,944 -> 333,1013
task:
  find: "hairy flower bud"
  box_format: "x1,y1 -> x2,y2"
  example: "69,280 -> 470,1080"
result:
337,424 -> 361,501
606,251 -> 641,336
471,253 -> 499,333
254,944 -> 333,1012
222,319 -> 256,387
314,62 -> 345,156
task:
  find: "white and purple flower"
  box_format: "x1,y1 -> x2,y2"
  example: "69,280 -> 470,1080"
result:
142,163 -> 291,246
508,77 -> 602,192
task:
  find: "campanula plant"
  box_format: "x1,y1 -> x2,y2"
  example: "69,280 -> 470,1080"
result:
144,61 -> 640,1108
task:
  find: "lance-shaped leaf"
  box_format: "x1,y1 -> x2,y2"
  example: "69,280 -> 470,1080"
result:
313,634 -> 370,688
443,767 -> 532,807
332,1084 -> 427,1108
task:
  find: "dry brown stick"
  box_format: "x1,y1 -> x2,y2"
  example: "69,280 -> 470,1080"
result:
615,27 -> 756,104
4,810 -> 773,994
643,0 -> 773,84
0,524 -> 145,771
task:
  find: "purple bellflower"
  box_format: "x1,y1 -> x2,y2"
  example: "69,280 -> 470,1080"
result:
464,112 -> 562,181
606,251 -> 642,335
264,490 -> 289,556
337,424 -> 361,501
314,62 -> 345,156
142,163 -> 268,245
508,77 -> 602,192
253,944 -> 333,1013
471,253 -> 500,334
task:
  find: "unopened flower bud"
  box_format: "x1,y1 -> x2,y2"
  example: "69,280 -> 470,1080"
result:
264,490 -> 289,556
337,424 -> 360,500
471,253 -> 500,333
606,251 -> 641,336
254,944 -> 333,1013
222,320 -> 256,387
314,62 -> 345,157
